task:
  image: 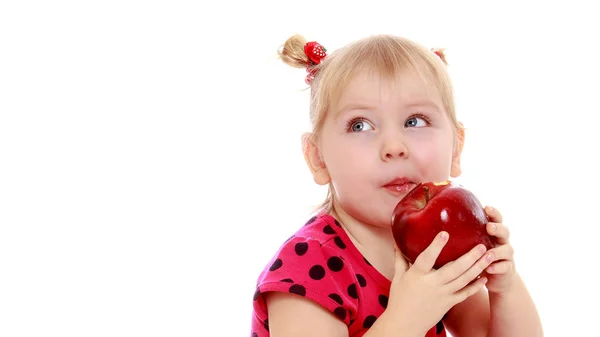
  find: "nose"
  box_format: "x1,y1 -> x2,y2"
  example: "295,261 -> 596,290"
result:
380,133 -> 409,161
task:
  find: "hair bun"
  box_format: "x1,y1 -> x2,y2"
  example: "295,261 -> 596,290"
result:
278,34 -> 309,69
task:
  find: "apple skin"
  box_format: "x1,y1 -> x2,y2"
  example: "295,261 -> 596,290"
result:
391,180 -> 495,269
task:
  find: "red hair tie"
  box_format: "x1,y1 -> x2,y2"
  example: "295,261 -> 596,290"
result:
304,41 -> 327,84
301,42 -> 443,84
431,48 -> 447,65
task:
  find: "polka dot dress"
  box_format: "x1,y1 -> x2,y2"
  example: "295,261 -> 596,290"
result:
251,214 -> 447,337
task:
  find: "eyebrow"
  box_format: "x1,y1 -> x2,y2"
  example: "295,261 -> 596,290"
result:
334,99 -> 442,119
333,103 -> 375,119
404,100 -> 442,110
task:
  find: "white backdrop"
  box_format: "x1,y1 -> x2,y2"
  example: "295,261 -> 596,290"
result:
1,1 -> 599,336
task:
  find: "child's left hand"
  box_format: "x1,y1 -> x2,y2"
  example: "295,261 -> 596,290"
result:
482,206 -> 518,294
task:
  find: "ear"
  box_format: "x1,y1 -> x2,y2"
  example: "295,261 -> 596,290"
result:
450,122 -> 465,178
302,132 -> 331,185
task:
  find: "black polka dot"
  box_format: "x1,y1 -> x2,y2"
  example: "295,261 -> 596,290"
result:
253,289 -> 260,301
264,319 -> 269,331
295,242 -> 309,256
363,315 -> 377,328
334,219 -> 342,227
436,320 -> 444,334
269,259 -> 282,271
356,274 -> 367,287
442,313 -> 448,320
334,307 -> 347,320
378,294 -> 388,308
347,283 -> 358,299
305,216 -> 317,226
289,284 -> 306,296
329,293 -> 344,305
364,257 -> 372,266
327,256 -> 344,271
323,225 -> 336,234
252,333 -> 258,337
309,265 -> 326,280
280,278 -> 294,283
334,236 -> 346,249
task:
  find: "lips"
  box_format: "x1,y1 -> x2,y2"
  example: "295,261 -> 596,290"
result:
383,178 -> 417,194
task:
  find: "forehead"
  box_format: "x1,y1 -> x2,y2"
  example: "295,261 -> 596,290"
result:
330,70 -> 445,116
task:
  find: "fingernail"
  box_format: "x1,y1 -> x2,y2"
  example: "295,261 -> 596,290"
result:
478,245 -> 486,254
490,224 -> 497,233
486,252 -> 493,262
440,232 -> 448,240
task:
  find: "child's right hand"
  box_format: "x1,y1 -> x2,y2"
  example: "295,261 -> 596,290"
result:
387,231 -> 493,335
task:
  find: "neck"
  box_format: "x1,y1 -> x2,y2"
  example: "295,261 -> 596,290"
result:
329,201 -> 403,280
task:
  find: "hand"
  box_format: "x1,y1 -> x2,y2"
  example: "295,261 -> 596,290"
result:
482,206 -> 518,294
387,231 -> 494,335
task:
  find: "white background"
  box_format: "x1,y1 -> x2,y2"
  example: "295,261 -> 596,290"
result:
1,1 -> 599,336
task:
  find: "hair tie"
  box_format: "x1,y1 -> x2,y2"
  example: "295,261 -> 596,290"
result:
304,41 -> 327,84
300,42 -> 443,84
431,48 -> 447,65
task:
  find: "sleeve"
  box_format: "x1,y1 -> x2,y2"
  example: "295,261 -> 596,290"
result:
252,236 -> 360,328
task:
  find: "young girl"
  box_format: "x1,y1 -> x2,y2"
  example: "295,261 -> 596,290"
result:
250,34 -> 543,337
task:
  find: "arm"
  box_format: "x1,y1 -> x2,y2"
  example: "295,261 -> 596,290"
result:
479,207 -> 544,337
444,276 -> 543,337
444,288 -> 490,337
487,273 -> 543,337
265,292 -> 423,337
265,292 -> 348,337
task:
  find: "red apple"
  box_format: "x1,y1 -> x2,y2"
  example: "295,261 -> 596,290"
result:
391,180 -> 495,269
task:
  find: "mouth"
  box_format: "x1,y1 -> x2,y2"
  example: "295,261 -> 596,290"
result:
383,178 -> 417,195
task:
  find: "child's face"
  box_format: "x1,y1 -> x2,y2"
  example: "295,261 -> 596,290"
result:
313,71 -> 462,228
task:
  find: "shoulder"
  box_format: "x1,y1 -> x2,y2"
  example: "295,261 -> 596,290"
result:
251,214 -> 362,334
254,213 -> 359,311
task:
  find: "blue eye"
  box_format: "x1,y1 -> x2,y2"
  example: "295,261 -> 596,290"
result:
405,116 -> 428,127
347,119 -> 373,132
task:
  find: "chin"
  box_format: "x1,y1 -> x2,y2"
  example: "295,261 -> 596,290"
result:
334,193 -> 396,228
333,200 -> 380,226
356,205 -> 395,229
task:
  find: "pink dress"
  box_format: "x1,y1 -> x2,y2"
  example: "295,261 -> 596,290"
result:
250,213 -> 447,337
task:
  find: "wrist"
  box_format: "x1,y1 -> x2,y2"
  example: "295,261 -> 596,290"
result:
375,309 -> 427,337
489,272 -> 523,299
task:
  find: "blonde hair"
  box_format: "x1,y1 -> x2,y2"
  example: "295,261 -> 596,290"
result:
278,34 -> 463,213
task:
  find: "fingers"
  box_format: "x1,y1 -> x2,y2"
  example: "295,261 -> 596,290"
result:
485,206 -> 503,223
485,260 -> 513,274
446,250 -> 494,292
483,243 -> 517,292
436,243 -> 489,285
454,276 -> 488,303
488,243 -> 514,262
487,221 -> 510,245
483,244 -> 515,275
485,206 -> 510,245
412,231 -> 449,273
393,245 -> 410,274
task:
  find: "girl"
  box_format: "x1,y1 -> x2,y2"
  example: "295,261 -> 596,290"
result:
250,34 -> 543,337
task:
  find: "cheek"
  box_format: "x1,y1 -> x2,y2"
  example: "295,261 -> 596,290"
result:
322,136 -> 375,180
410,138 -> 454,178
